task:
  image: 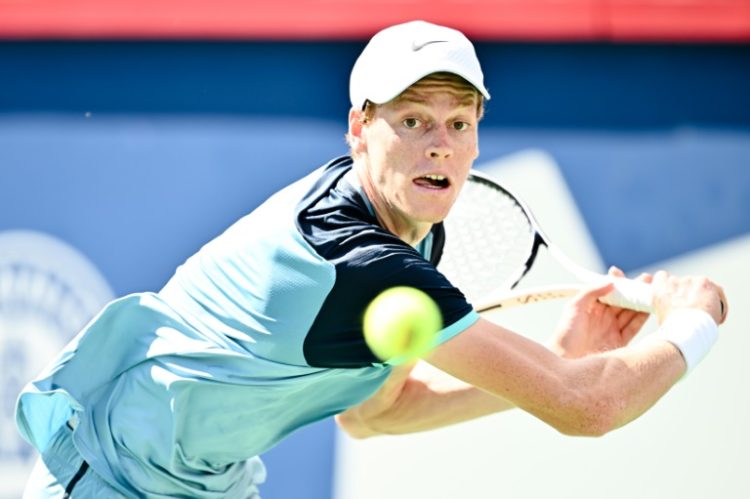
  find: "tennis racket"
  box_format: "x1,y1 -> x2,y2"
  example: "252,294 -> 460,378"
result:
438,170 -> 653,314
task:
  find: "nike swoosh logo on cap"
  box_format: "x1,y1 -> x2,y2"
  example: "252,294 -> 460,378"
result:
411,40 -> 448,51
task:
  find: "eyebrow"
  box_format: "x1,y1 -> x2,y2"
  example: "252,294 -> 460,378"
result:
393,90 -> 478,109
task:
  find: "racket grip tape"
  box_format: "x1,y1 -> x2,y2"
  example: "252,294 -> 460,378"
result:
599,278 -> 654,313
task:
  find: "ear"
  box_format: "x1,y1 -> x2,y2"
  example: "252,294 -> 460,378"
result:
348,108 -> 367,156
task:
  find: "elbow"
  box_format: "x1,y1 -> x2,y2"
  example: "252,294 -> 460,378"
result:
335,412 -> 380,440
558,417 -> 615,438
552,388 -> 623,438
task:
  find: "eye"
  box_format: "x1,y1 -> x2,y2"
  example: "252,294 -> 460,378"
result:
452,121 -> 470,131
402,118 -> 422,129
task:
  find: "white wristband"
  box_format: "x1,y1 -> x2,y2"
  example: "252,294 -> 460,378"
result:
649,309 -> 719,376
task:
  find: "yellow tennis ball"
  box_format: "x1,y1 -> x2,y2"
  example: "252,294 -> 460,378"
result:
363,286 -> 443,362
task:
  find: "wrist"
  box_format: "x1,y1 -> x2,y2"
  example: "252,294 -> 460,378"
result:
649,308 -> 719,376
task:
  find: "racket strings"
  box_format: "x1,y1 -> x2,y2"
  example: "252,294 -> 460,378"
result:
439,177 -> 536,303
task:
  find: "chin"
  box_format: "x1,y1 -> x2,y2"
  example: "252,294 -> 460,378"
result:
404,198 -> 454,225
419,209 -> 452,225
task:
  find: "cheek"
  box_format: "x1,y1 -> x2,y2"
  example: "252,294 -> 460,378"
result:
457,137 -> 480,164
374,138 -> 415,178
466,131 -> 480,154
365,125 -> 401,161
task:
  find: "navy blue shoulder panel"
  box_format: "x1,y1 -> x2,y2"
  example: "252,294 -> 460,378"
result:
297,157 -> 471,368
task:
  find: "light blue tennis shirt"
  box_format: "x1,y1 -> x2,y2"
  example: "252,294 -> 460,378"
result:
16,157 -> 479,497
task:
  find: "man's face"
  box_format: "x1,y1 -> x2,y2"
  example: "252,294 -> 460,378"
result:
353,76 -> 480,242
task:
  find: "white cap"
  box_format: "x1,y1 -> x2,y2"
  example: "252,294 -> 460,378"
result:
349,20 -> 490,110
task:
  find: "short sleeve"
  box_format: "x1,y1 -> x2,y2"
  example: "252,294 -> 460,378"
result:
302,234 -> 476,368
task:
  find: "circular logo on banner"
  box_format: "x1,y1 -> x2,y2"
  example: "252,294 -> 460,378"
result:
0,230 -> 114,497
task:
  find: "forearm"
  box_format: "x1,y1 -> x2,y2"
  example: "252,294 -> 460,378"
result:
556,308 -> 718,435
427,318 -> 690,437
336,362 -> 515,439
544,340 -> 685,436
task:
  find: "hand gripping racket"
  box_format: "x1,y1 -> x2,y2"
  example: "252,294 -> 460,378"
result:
437,170 -> 654,314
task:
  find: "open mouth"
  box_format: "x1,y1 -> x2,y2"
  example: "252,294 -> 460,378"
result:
413,174 -> 450,189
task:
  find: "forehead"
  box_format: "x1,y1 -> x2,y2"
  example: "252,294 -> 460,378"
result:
394,74 -> 479,108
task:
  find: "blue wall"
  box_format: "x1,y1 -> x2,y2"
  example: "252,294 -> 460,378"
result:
2,41 -> 749,498
3,41 -> 749,126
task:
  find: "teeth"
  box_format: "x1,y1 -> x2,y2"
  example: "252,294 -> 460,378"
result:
423,175 -> 446,181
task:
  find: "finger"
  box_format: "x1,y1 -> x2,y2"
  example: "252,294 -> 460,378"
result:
635,272 -> 653,284
652,270 -> 669,286
616,309 -> 639,329
717,285 -> 728,324
608,266 -> 625,278
650,271 -> 671,297
621,312 -> 650,343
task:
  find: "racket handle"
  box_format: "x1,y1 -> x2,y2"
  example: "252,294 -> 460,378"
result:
600,278 -> 653,313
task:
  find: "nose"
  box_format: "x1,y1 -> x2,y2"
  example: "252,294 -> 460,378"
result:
425,127 -> 452,160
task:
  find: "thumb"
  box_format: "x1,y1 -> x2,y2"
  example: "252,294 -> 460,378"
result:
577,281 -> 616,305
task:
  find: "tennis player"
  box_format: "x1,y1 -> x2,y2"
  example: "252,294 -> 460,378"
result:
17,20 -> 727,498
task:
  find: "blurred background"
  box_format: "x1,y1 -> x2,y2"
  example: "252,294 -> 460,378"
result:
1,1 -> 748,498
